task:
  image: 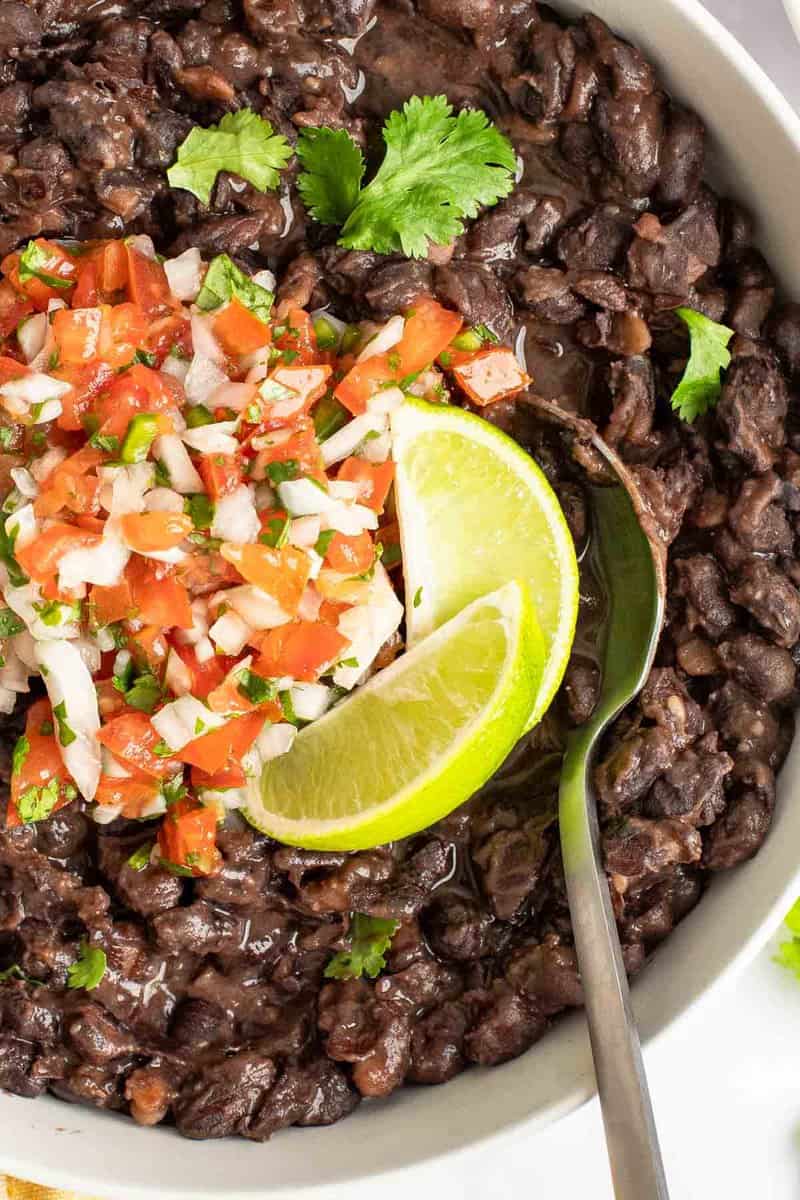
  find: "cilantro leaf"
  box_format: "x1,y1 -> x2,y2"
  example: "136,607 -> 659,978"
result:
53,700 -> 76,747
167,109 -> 293,206
671,308 -> 735,423
336,95 -> 516,258
237,668 -> 277,705
17,778 -> 60,824
0,520 -> 28,588
18,240 -> 74,290
296,127 -> 365,225
196,253 -> 274,323
124,671 -> 163,714
0,607 -> 24,637
11,733 -> 29,778
324,913 -> 399,981
66,940 -> 107,991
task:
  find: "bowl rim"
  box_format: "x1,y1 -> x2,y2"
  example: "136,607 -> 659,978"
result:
4,1 -> 800,1196
783,0 -> 800,41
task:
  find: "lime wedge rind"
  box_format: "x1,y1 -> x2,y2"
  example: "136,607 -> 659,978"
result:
390,397 -> 579,731
243,581 -> 543,850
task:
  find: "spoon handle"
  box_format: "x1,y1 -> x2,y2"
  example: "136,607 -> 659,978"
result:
560,738 -> 670,1200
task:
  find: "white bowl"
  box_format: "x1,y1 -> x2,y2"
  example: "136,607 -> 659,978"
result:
783,0 -> 800,41
6,2 -> 800,1196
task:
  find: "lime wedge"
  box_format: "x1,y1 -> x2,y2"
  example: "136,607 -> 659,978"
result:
391,397 -> 579,728
244,581 -> 542,850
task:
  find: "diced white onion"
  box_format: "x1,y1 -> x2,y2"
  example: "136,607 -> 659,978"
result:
0,687 -> 15,714
10,630 -> 37,669
359,430 -> 392,463
35,639 -> 102,800
252,268 -> 276,292
223,584 -> 290,630
181,421 -> 238,456
184,355 -> 229,407
99,462 -> 155,517
333,564 -> 403,690
174,598 -> 208,647
277,477 -> 330,517
320,502 -> 378,536
190,313 -> 226,366
0,648 -> 29,694
127,234 -> 156,260
3,581 -> 79,641
59,532 -> 129,590
290,682 -> 333,722
17,314 -> 48,363
366,386 -> 404,415
209,609 -> 251,655
297,585 -> 322,622
29,447 -> 67,483
0,372 -> 72,412
92,803 -> 123,824
6,504 -> 38,550
151,695 -> 228,752
288,515 -> 321,548
194,635 -> 215,663
143,487 -> 184,513
209,382 -> 257,412
152,434 -> 204,495
161,354 -> 190,383
165,647 -> 193,697
320,412 -> 386,467
164,248 -> 204,302
211,483 -> 260,543
327,480 -> 361,502
356,315 -> 405,362
242,722 -> 296,775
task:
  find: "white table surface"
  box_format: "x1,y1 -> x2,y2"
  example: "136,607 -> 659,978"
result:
311,4 -> 800,1199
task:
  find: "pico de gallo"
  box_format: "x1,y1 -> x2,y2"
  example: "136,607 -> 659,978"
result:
0,235 -> 530,877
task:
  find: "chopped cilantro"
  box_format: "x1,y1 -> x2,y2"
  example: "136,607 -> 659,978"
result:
237,668 -> 277,705
279,688 -> 301,727
296,126 -> 365,225
338,657 -> 359,669
0,427 -> 15,450
162,775 -> 187,806
196,253 -> 274,323
124,671 -> 162,714
187,493 -> 215,530
324,913 -> 399,981
89,431 -> 120,454
259,514 -> 290,549
18,240 -> 74,290
298,96 -> 516,258
314,529 -> 335,557
0,607 -> 24,637
0,520 -> 28,588
266,459 -> 300,484
413,586 -> 423,609
382,541 -> 402,568
17,778 -> 60,824
154,459 -> 171,487
11,733 -> 29,778
167,109 -> 293,206
671,308 -> 735,423
472,322 -> 499,344
34,599 -> 81,627
53,701 -> 76,747
127,843 -> 154,872
66,940 -> 107,991
134,348 -> 158,367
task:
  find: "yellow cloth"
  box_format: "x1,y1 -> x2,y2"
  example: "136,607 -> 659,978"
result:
1,1179 -> 98,1200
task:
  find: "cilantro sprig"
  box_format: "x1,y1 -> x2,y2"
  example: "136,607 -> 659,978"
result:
167,109 -> 293,206
775,898 -> 800,980
67,940 -> 107,991
196,253 -> 274,323
324,913 -> 399,981
297,96 -> 516,258
671,308 -> 735,423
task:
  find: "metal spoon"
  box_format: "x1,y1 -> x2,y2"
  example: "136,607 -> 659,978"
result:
527,398 -> 669,1198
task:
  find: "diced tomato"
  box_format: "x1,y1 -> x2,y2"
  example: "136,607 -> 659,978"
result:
190,762 -> 246,792
128,624 -> 169,671
119,511 -> 193,554
96,303 -> 150,371
317,599 -> 351,626
178,710 -> 266,775
0,355 -> 28,386
170,643 -> 233,699
253,620 -> 349,682
324,530 -> 374,574
53,361 -> 115,432
334,354 -> 396,416
157,795 -> 221,877
251,418 -> 325,483
125,246 -> 173,318
0,280 -> 32,338
206,669 -> 284,719
128,558 -> 193,629
98,711 -> 178,778
72,260 -> 99,309
90,577 -> 135,626
214,298 -> 271,356
175,548 -> 241,595
8,698 -> 74,828
337,457 -> 395,513
398,298 -> 463,374
52,307 -> 103,365
274,307 -> 317,365
92,362 -> 177,438
98,241 -> 128,295
450,347 -> 531,406
146,314 -> 193,365
335,298 -> 462,414
220,542 -> 311,614
16,522 -> 101,583
3,240 -> 77,310
34,444 -> 103,519
95,775 -> 162,819
197,453 -> 242,501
